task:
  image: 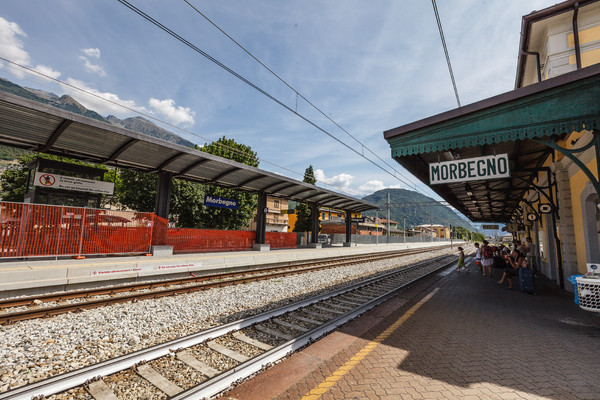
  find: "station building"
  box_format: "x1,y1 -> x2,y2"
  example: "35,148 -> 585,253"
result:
384,0 -> 600,291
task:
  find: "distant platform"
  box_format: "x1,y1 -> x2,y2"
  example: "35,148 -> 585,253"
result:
0,241 -> 457,298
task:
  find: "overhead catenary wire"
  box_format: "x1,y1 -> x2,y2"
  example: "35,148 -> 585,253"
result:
116,0 -> 428,195
182,0 -> 420,189
431,0 -> 461,108
0,56 -> 304,179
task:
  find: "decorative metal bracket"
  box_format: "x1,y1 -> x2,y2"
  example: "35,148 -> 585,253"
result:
535,129 -> 600,198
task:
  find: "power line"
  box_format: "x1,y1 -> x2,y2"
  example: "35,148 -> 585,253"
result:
431,0 -> 461,108
182,0 -> 420,189
0,56 -> 307,178
116,0 -> 426,194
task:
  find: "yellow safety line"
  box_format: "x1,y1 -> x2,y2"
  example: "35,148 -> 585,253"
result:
301,287 -> 440,400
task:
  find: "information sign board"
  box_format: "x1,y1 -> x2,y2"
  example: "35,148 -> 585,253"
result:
482,224 -> 499,230
429,154 -> 510,185
34,172 -> 114,195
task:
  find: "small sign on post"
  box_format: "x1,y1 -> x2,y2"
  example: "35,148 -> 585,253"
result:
34,172 -> 114,194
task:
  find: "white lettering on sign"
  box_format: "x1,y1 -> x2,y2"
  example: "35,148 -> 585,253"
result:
34,172 -> 114,195
429,154 -> 510,185
156,263 -> 200,270
91,266 -> 147,276
91,263 -> 201,276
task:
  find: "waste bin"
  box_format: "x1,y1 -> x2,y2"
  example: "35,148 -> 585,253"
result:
575,275 -> 600,312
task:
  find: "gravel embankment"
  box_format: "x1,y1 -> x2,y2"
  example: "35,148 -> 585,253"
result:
0,248 -> 458,394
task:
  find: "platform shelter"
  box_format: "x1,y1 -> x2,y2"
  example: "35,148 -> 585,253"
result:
0,91 -> 377,253
385,0 -> 600,291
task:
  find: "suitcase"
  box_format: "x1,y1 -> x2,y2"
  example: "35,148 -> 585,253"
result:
519,267 -> 535,294
493,256 -> 506,269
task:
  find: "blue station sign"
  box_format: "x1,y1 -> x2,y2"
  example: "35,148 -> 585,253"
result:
204,195 -> 239,210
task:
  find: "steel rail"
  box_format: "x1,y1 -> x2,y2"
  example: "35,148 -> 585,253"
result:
0,255 -> 455,400
173,257 -> 456,400
0,246 -> 448,309
0,246 -> 451,324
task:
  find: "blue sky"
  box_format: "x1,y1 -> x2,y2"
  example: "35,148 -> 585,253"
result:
0,0 -> 553,201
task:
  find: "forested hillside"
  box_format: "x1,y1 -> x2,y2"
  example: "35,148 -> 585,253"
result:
362,188 -> 478,231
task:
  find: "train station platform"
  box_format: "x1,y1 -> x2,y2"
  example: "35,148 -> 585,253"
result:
221,258 -> 600,400
0,241 -> 455,298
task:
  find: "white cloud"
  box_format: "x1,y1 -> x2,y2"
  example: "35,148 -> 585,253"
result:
79,55 -> 106,77
358,180 -> 403,194
61,77 -> 148,117
0,16 -> 31,78
33,64 -> 61,79
81,48 -> 100,58
148,98 -> 195,128
315,169 -> 352,187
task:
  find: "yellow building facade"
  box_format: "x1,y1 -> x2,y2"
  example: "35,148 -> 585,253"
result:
517,0 -> 600,281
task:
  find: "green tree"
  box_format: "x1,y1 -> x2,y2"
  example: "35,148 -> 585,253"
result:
116,136 -> 259,230
293,165 -> 318,233
194,137 -> 259,230
116,168 -> 157,212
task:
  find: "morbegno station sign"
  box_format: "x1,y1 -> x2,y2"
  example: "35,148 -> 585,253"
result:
429,154 -> 510,185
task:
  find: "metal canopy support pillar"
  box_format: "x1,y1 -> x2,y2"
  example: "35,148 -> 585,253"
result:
344,210 -> 352,247
253,192 -> 269,251
308,203 -> 320,248
155,172 -> 173,220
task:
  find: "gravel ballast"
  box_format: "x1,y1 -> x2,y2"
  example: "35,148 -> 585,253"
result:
0,248 -> 459,393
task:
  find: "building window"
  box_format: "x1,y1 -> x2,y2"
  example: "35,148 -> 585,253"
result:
273,200 -> 279,209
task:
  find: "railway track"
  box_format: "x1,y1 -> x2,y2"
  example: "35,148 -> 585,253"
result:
0,245 -> 451,325
0,253 -> 456,400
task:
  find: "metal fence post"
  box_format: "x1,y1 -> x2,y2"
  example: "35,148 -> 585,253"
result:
78,208 -> 87,257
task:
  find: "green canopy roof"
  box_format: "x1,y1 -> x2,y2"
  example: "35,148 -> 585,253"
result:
385,63 -> 600,157
383,64 -> 600,223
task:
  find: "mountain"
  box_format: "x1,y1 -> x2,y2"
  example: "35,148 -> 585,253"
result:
362,188 -> 479,231
0,78 -> 195,149
0,78 -> 108,122
106,115 -> 195,148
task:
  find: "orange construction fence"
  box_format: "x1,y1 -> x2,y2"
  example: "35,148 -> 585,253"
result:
265,231 -> 297,249
167,227 -> 255,253
0,202 -> 297,258
0,202 -> 155,258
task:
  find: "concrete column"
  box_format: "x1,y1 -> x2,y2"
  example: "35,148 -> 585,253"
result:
308,203 -> 321,248
154,172 -> 172,219
255,192 -> 267,245
554,167 -> 578,285
344,211 -> 352,247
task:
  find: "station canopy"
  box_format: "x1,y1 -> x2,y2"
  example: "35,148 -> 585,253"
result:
0,91 -> 377,213
384,63 -> 600,223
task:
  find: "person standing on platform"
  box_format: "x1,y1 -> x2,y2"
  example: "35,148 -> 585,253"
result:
456,247 -> 468,272
474,242 -> 482,273
481,240 -> 494,277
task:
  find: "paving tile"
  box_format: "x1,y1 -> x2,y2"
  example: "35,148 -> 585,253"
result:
220,265 -> 600,400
